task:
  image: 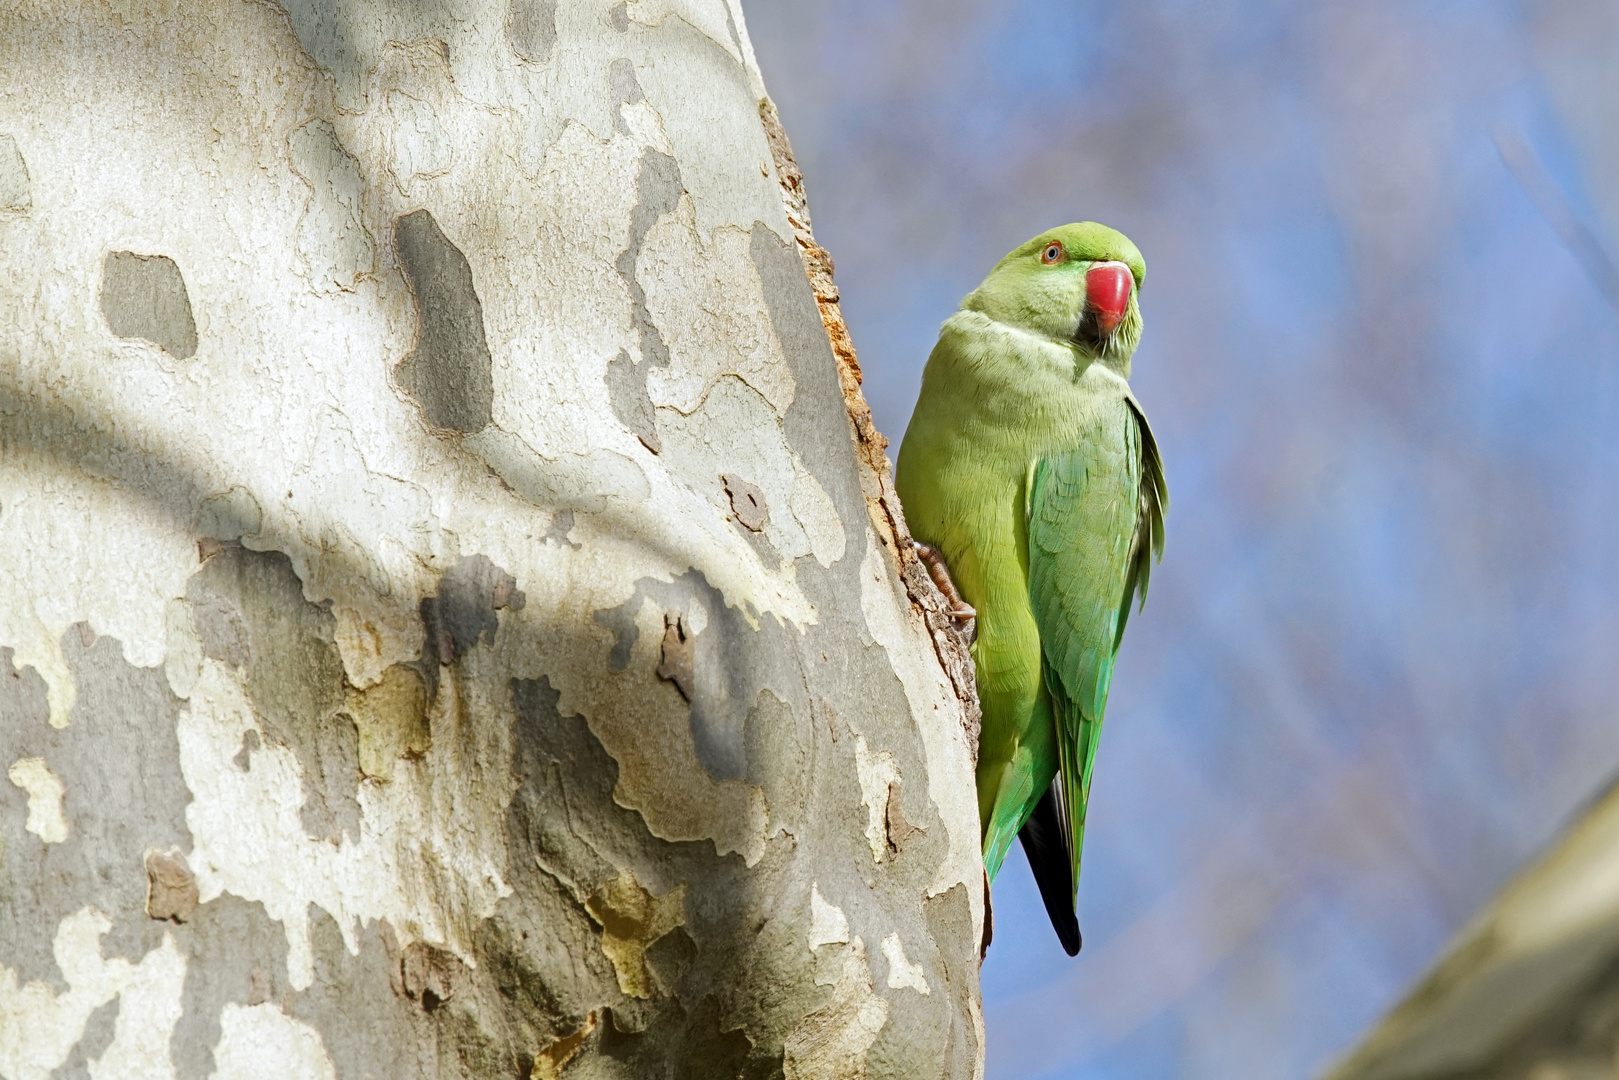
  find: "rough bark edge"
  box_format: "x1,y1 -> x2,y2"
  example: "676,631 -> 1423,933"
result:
758,97 -> 982,762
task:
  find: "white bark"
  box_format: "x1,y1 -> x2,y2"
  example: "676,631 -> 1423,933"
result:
0,2 -> 983,1077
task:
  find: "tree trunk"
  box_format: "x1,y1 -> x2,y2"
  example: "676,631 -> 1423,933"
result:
0,3 -> 983,1078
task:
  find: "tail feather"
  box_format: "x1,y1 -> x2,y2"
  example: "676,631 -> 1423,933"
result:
1017,782 -> 1082,956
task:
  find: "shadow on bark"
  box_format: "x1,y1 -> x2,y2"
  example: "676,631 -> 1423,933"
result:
0,359 -> 981,1078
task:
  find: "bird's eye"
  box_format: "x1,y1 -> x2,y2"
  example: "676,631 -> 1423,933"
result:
1041,242 -> 1064,264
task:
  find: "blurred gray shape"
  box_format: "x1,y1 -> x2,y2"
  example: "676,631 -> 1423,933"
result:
1322,776 -> 1619,1080
1532,0 -> 1619,258
1496,123 -> 1619,315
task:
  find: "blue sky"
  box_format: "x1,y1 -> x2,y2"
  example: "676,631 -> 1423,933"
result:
744,1 -> 1619,1077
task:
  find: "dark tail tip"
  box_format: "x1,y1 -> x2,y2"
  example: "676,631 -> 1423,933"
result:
1018,785 -> 1083,956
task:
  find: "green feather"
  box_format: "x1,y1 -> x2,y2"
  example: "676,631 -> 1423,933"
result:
895,222 -> 1166,917
1026,397 -> 1165,894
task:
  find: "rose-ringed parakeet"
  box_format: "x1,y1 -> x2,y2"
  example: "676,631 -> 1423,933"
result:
895,223 -> 1166,955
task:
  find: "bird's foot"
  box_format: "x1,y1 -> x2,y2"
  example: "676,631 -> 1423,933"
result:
913,541 -> 976,623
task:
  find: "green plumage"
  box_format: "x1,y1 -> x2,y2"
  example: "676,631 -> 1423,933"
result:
896,223 -> 1166,951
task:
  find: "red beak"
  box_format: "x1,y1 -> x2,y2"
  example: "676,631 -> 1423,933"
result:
1085,261 -> 1133,338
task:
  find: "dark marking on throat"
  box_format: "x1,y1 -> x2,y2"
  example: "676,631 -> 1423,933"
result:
1071,310 -> 1109,354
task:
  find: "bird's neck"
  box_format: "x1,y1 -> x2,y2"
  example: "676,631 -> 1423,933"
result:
962,310 -> 1136,384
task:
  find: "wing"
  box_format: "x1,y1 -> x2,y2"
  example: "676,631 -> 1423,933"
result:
1025,396 -> 1166,898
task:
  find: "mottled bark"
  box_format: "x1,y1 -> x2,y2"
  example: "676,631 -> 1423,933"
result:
0,3 -> 983,1078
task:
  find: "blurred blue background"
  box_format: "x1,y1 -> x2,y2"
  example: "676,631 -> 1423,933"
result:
743,2 -> 1619,1077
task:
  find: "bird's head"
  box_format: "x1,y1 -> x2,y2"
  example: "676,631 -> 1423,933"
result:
963,222 -> 1146,369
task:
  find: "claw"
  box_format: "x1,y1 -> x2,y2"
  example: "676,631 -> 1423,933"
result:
913,541 -> 976,622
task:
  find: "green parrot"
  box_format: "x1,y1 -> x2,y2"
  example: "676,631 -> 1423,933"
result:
895,222 -> 1166,955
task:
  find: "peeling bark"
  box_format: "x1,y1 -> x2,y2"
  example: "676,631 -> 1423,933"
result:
0,2 -> 982,1078
758,98 -> 982,760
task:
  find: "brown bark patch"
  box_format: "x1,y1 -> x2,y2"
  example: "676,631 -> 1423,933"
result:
344,664 -> 430,781
529,1012 -> 598,1080
585,868 -> 687,999
399,940 -> 468,1012
656,611 -> 697,702
144,849 -> 198,922
722,472 -> 769,531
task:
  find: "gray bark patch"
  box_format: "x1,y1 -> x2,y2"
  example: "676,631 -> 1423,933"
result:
921,883 -> 983,1079
53,996 -> 119,1080
0,632 -> 190,988
501,677 -> 771,1077
593,598 -> 641,673
0,643 -> 49,734
420,553 -> 525,665
171,895 -> 292,1080
543,507 -> 582,549
606,349 -> 661,454
743,689 -> 810,824
502,677 -> 655,1034
186,545 -> 358,844
594,570 -> 800,783
100,251 -> 198,359
392,209 -> 494,433
399,939 -> 467,1010
609,58 -> 645,137
749,226 -> 864,534
606,146 -> 683,453
884,780 -> 919,854
232,728 -> 260,772
289,910 -> 436,1080
506,0 -> 557,63
0,133 -> 30,211
508,676 -> 634,893
160,884 -> 436,1080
